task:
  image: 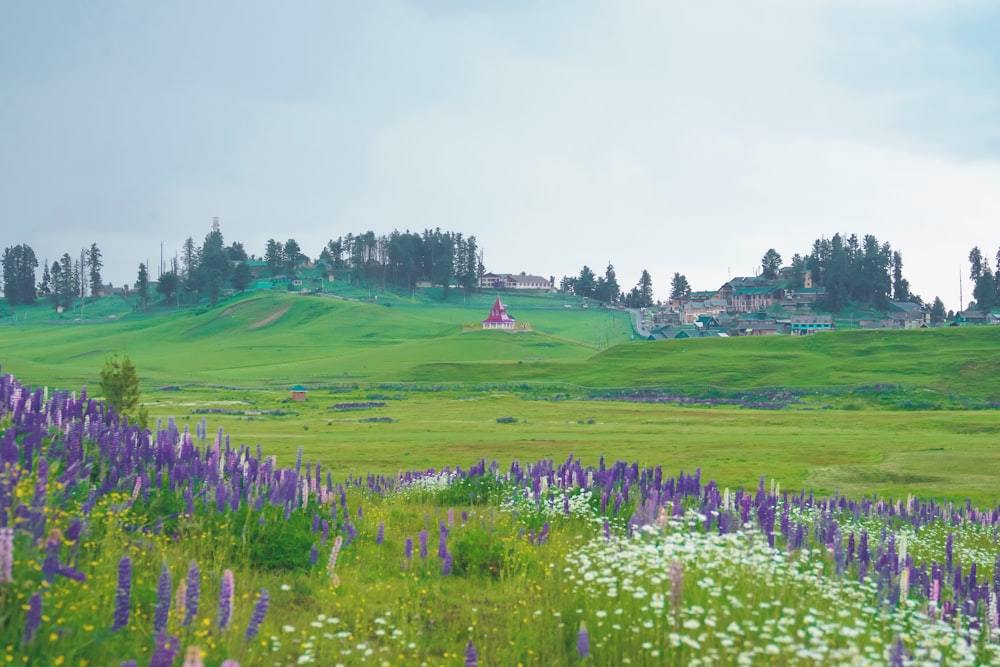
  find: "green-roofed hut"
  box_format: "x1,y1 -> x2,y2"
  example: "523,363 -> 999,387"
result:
290,385 -> 308,402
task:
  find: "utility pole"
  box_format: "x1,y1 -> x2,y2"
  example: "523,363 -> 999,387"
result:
959,265 -> 963,314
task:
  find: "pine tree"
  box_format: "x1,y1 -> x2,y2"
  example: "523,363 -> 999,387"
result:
637,270 -> 654,307
669,273 -> 691,300
136,263 -> 150,311
761,249 -> 782,280
87,243 -> 103,297
99,354 -> 148,428
930,297 -> 946,323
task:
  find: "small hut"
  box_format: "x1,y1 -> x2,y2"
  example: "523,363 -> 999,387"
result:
482,298 -> 516,329
290,385 -> 308,402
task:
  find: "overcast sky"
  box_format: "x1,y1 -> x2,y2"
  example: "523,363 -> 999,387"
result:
2,1 -> 999,310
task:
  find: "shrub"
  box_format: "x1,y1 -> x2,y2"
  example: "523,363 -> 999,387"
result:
451,526 -> 508,578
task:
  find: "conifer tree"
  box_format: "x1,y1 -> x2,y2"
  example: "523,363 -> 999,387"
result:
99,354 -> 148,428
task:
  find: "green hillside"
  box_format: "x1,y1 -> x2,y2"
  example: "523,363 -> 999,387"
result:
0,291 -> 627,389
408,327 -> 1000,401
2,291 -> 999,402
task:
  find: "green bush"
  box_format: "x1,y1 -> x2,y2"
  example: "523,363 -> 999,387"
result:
451,525 -> 508,578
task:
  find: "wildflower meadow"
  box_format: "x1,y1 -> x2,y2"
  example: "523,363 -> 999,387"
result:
3,365 -> 1000,666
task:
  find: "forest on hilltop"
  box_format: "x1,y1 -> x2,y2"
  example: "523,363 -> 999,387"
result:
4,225 -> 1000,316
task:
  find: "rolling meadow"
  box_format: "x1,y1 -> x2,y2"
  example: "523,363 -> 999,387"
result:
3,289 -> 1000,665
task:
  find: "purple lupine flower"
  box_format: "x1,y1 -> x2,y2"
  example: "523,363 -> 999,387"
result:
889,635 -> 907,667
65,519 -> 82,543
442,550 -> 452,575
41,532 -> 61,583
218,568 -> 234,630
22,592 -> 42,644
357,504 -> 363,520
154,562 -> 171,633
120,662 -> 137,667
404,537 -> 413,561
245,589 -> 269,640
344,522 -> 358,548
465,639 -> 477,667
418,530 -> 428,560
376,522 -> 385,546
0,527 -> 12,584
184,560 -> 200,626
438,522 -> 449,559
310,545 -> 319,566
112,556 -> 132,631
148,632 -> 180,667
321,519 -> 330,545
577,621 -> 590,659
32,457 -> 49,509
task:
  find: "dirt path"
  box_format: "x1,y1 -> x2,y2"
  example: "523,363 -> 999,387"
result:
249,305 -> 290,329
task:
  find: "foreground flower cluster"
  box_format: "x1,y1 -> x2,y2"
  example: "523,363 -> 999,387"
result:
2,366 -> 1000,665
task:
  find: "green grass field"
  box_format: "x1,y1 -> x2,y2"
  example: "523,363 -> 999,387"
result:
143,387 -> 1000,507
3,289 -> 1000,506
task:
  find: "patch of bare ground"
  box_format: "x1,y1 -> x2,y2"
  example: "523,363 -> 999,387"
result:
249,305 -> 290,329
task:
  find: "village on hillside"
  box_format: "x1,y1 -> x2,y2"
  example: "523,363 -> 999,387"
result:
638,270 -> 997,339
475,267 -> 1000,340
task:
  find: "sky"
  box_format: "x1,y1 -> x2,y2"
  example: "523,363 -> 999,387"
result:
2,0 -> 999,311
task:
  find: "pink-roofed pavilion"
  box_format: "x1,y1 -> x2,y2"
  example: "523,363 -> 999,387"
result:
482,298 -> 516,329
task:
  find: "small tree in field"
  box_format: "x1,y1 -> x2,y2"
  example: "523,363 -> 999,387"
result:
99,354 -> 148,428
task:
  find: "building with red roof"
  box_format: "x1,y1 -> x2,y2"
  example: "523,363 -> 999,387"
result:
482,298 -> 516,329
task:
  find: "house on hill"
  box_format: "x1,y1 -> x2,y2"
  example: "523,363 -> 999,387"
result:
790,314 -> 834,335
955,310 -> 989,325
478,273 -> 554,291
482,298 -> 517,329
735,312 -> 786,336
290,385 -> 308,402
681,297 -> 728,323
719,277 -> 787,314
889,302 -> 928,329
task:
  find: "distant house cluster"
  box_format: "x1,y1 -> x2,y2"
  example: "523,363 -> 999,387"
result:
478,273 -> 554,291
639,268 -> 938,340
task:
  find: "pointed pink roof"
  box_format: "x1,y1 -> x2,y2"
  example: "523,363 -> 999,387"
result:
483,298 -> 516,324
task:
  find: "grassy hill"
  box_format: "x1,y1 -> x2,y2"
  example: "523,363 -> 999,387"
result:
406,326 -> 1000,402
2,290 -> 999,402
0,291 -> 630,389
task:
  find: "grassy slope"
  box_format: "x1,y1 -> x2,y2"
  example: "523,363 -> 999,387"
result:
407,327 -> 1000,400
0,292 -> 622,389
2,291 -> 999,400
